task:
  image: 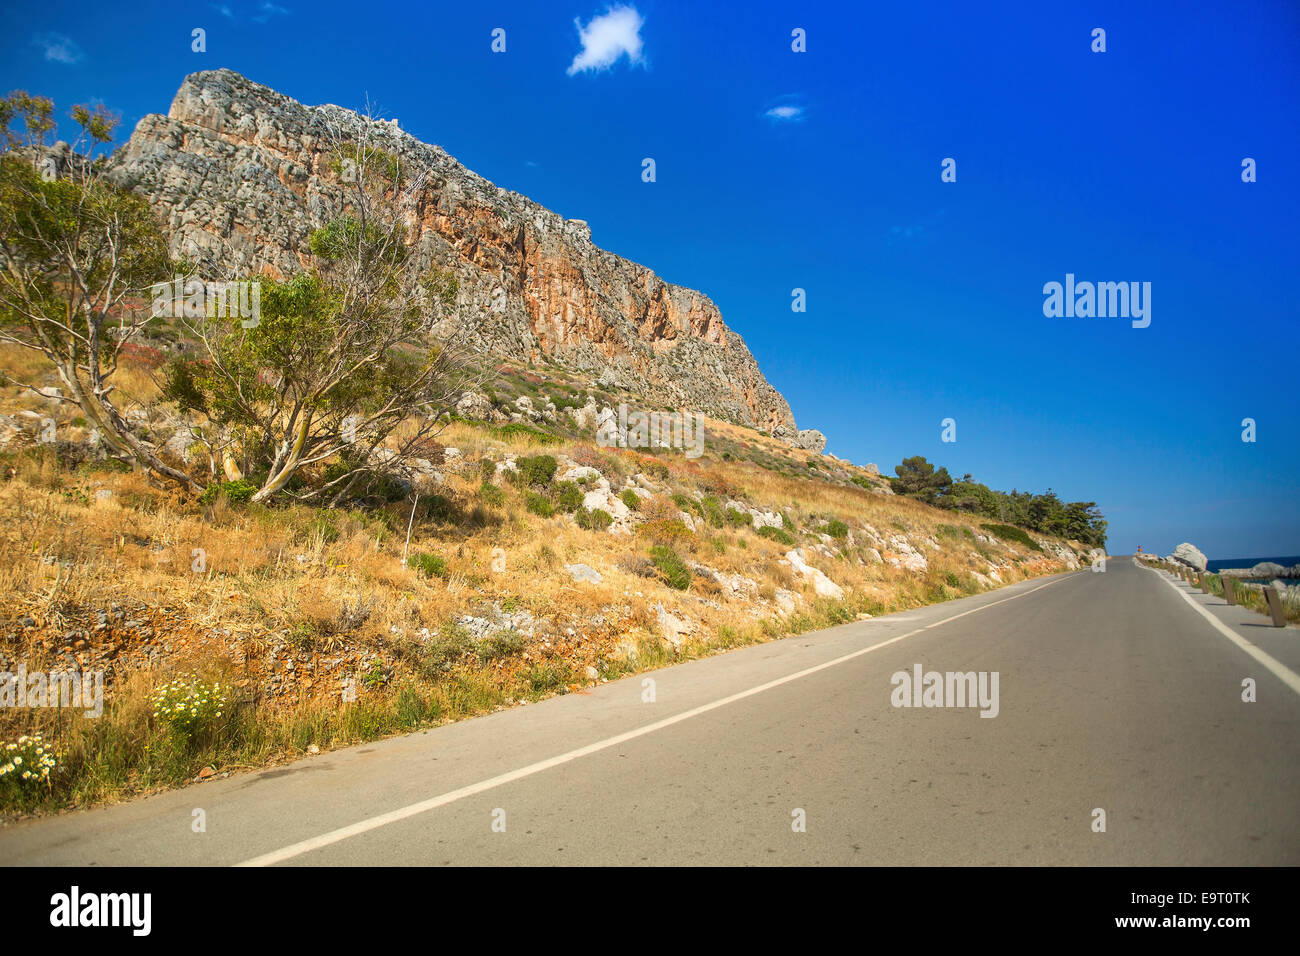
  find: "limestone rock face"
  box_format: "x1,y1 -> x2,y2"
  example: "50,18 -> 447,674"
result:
1168,542 -> 1208,571
795,429 -> 827,454
108,69 -> 805,437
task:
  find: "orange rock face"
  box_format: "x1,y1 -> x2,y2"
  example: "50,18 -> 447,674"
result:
109,69 -> 803,437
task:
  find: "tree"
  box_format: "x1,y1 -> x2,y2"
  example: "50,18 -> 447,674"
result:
162,106 -> 489,504
0,92 -> 196,490
890,455 -> 952,505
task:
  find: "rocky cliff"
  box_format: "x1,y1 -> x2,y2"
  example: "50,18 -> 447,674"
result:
107,70 -> 812,442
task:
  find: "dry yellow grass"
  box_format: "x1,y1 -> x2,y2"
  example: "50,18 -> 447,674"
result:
0,345 -> 1091,813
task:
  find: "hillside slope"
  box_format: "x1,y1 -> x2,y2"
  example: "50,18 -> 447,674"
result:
0,347 -> 1096,814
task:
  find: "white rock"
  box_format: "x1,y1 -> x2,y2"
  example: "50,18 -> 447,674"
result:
566,563 -> 602,584
655,605 -> 692,647
785,549 -> 845,599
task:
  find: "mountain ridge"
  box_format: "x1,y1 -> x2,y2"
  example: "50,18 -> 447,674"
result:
105,69 -> 825,451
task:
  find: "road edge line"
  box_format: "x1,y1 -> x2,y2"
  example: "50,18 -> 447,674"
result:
1139,561 -> 1300,697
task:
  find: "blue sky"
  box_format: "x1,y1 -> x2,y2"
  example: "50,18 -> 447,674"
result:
3,0 -> 1297,558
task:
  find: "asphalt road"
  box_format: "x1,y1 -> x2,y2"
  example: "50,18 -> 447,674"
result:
4,556 -> 1297,865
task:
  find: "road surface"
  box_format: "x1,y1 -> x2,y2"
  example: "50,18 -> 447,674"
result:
3,556 -> 1297,865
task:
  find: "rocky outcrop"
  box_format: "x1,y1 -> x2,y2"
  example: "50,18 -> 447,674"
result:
795,429 -> 827,454
1167,542 -> 1208,571
1220,561 -> 1300,580
107,69 -> 807,438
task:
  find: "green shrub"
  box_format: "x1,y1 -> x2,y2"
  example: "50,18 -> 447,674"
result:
489,423 -> 560,445
515,454 -> 558,488
620,488 -> 641,511
420,625 -> 473,676
822,519 -> 849,540
408,552 -> 449,578
649,545 -> 692,590
150,674 -> 228,737
478,630 -> 525,662
422,493 -> 460,524
0,732 -> 59,806
724,507 -> 749,527
198,479 -> 257,505
981,523 -> 1041,551
700,495 -> 724,528
757,525 -> 796,546
575,507 -> 613,531
553,481 -> 583,512
850,475 -> 873,490
478,458 -> 497,481
478,481 -> 505,506
525,492 -> 555,517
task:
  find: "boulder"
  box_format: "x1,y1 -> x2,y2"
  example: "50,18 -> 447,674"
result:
655,605 -> 692,647
785,549 -> 845,599
565,563 -> 602,584
455,391 -> 494,421
795,429 -> 827,454
1168,542 -> 1208,571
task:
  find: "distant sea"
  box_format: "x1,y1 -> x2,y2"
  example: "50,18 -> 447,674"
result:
1207,555 -> 1300,585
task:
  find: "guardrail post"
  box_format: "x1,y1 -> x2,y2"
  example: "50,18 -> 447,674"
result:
1200,574 -> 1208,594
1264,585 -> 1287,627
1223,576 -> 1237,605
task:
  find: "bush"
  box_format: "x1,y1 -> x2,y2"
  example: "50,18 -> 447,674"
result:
671,492 -> 698,513
150,675 -> 228,737
478,630 -> 526,662
525,492 -> 555,517
478,458 -> 497,481
757,525 -> 796,546
648,545 -> 692,590
489,423 -> 560,445
700,495 -> 725,528
198,479 -> 257,505
850,475 -> 873,490
981,523 -> 1041,552
620,488 -> 642,511
575,507 -> 613,531
478,481 -> 505,506
422,493 -> 460,524
515,454 -> 558,488
552,481 -> 583,513
639,518 -> 692,545
822,519 -> 849,540
408,552 -> 449,578
724,507 -> 750,527
0,733 -> 58,796
420,625 -> 474,676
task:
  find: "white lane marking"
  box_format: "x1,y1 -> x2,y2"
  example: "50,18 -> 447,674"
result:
1140,561 -> 1300,696
236,572 -> 1078,866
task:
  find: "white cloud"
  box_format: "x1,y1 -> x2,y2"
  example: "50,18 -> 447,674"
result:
567,5 -> 645,76
253,1 -> 289,23
32,32 -> 84,65
765,105 -> 803,121
211,3 -> 236,19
